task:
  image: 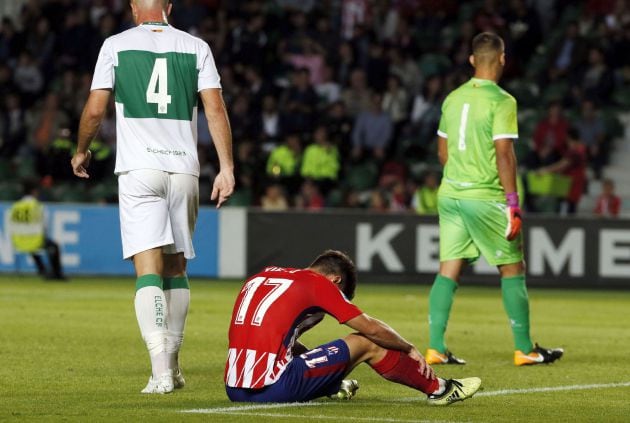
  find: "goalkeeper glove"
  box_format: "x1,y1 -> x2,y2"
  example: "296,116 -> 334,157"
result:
505,192 -> 522,241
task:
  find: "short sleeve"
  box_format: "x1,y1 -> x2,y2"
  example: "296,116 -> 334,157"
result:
91,39 -> 115,91
493,96 -> 518,140
312,276 -> 362,324
198,42 -> 221,91
436,101 -> 448,138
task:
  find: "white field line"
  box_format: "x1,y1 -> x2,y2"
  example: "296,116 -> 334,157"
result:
182,401 -> 336,414
475,381 -> 630,397
181,381 -> 630,419
396,381 -> 630,402
198,411 -> 447,423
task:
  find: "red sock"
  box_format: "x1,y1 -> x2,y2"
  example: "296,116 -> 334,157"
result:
370,350 -> 439,394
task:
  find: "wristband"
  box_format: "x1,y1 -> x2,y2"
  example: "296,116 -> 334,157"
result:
506,192 -> 519,208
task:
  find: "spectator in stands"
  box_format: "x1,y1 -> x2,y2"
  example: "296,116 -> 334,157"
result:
579,46 -> 614,103
334,41 -> 356,87
0,93 -> 26,158
324,101 -> 353,156
28,93 -> 70,156
315,64 -> 342,105
287,38 -> 326,85
0,18 -> 22,65
351,92 -> 393,161
261,184 -> 290,211
282,67 -> 318,134
504,0 -> 542,70
388,181 -> 409,212
342,68 -> 372,117
295,179 -> 324,210
0,64 -> 15,99
301,125 -> 340,195
368,190 -> 389,213
365,41 -> 389,92
538,128 -> 587,215
548,21 -> 588,82
574,99 -> 606,179
594,178 -> 622,217
528,101 -> 569,168
229,94 -> 258,142
244,66 -> 275,115
410,75 -> 444,148
13,52 -> 44,106
258,95 -> 286,146
388,48 -> 421,94
412,172 -> 439,215
382,74 -> 409,140
266,133 -> 302,196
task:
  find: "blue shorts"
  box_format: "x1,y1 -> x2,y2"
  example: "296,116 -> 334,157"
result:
226,339 -> 350,402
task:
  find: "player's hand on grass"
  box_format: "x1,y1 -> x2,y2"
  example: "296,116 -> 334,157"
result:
408,347 -> 436,380
505,192 -> 522,241
212,169 -> 235,208
71,150 -> 92,179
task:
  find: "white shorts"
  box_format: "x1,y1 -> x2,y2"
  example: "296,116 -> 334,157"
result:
118,169 -> 199,260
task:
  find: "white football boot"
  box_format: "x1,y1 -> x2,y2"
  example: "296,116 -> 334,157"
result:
141,372 -> 175,394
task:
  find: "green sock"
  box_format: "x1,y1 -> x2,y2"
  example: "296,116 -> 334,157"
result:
135,274 -> 163,291
163,276 -> 190,291
501,275 -> 533,353
428,275 -> 458,353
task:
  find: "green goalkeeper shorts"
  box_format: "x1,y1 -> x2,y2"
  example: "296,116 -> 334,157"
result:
438,196 -> 524,266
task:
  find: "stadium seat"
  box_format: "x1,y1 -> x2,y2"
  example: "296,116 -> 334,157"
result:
344,161 -> 379,192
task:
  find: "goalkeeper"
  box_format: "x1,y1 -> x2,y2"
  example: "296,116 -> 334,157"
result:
425,32 -> 563,366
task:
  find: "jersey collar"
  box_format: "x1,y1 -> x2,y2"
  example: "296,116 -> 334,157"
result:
470,77 -> 496,86
141,21 -> 168,26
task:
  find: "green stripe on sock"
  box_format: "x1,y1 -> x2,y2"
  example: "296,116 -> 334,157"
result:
135,274 -> 163,291
428,275 -> 458,353
501,274 -> 533,353
163,276 -> 190,291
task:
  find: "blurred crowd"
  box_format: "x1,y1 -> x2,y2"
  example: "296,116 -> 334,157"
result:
0,0 -> 628,216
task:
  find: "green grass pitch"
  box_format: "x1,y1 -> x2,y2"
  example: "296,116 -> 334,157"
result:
1,275 -> 629,422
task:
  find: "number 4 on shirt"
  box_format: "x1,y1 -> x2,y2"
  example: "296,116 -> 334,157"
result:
146,58 -> 172,114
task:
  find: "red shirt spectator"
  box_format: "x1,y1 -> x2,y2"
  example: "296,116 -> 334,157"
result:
533,101 -> 569,161
594,179 -> 621,217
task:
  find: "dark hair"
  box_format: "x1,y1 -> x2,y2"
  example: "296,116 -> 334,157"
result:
22,179 -> 39,196
472,32 -> 504,58
309,250 -> 357,300
567,127 -> 580,141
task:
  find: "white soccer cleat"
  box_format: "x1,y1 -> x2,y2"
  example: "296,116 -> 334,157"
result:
173,368 -> 186,389
426,377 -> 481,406
141,372 -> 175,394
328,379 -> 359,400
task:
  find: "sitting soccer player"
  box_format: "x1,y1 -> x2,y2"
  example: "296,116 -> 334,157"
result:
225,250 -> 481,405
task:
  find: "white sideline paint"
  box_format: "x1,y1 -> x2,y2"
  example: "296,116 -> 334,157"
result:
396,381 -> 630,402
475,381 -> 630,398
196,412 -> 441,423
181,381 -> 630,419
182,401 -> 334,414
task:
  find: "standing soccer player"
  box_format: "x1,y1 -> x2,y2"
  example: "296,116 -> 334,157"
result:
425,33 -> 563,366
225,250 -> 481,405
71,0 -> 234,393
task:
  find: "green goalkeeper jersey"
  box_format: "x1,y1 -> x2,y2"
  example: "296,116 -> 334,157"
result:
437,78 -> 518,201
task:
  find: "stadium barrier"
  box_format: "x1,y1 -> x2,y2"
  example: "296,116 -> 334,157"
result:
0,203 -> 246,278
247,210 -> 630,288
1,203 -> 628,287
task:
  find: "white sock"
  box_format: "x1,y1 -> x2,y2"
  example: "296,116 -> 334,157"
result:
135,286 -> 169,378
165,288 -> 190,371
432,378 -> 447,395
